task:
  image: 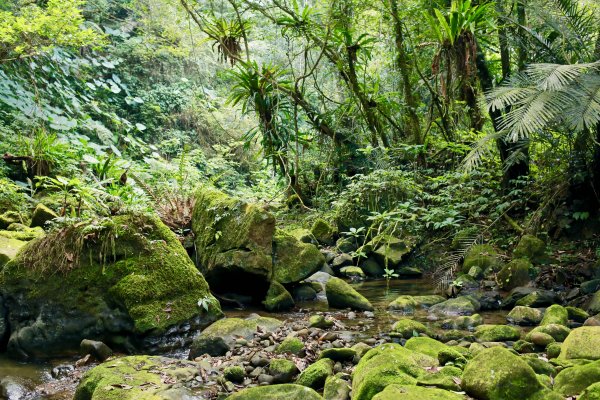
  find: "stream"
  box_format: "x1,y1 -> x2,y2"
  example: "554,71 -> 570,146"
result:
0,278 -> 517,399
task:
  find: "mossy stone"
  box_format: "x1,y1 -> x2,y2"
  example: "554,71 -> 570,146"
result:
475,324 -> 521,342
270,358 -> 299,383
528,332 -> 555,347
0,211 -> 22,229
526,323 -> 571,343
311,219 -> 336,245
0,235 -> 26,268
589,291 -> 600,315
74,355 -> 201,400
513,235 -> 545,261
390,318 -> 430,339
438,347 -> 468,368
273,230 -> 325,284
416,372 -> 462,391
371,235 -> 413,267
276,337 -> 304,355
1,213 -> 222,359
372,384 -> 465,400
309,314 -> 334,329
336,237 -> 356,253
497,259 -> 532,290
404,337 -> 448,360
325,277 -> 373,311
323,373 -> 350,400
513,340 -> 536,354
566,306 -> 589,323
263,281 -> 295,311
546,342 -> 562,359
440,314 -> 482,330
554,359 -> 600,396
340,266 -> 366,278
462,244 -> 502,274
289,228 -> 317,244
224,365 -> 245,383
540,304 -> 568,326
0,227 -> 44,242
352,343 -> 435,400
360,258 -> 384,277
296,358 -> 334,389
581,382 -> 600,400
319,347 -> 357,362
559,326 -> 600,360
228,384 -> 323,400
507,306 -> 543,326
462,347 -> 560,400
515,290 -> 557,307
520,354 -> 555,376
30,204 -> 58,228
429,296 -> 480,316
388,296 -> 418,314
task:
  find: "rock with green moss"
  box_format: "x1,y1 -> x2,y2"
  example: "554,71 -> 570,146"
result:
497,259 -> 532,290
388,296 -> 418,313
273,230 -> 325,284
390,318 -> 430,339
340,266 -> 365,279
462,244 -> 503,274
540,304 -> 568,326
1,213 -> 222,360
319,347 -> 357,362
526,323 -> 571,343
189,315 -> 281,358
554,359 -> 600,396
296,358 -> 334,389
289,228 -> 318,244
559,326 -> 600,360
440,314 -> 482,330
323,373 -> 350,400
352,343 -> 435,400
475,324 -> 521,342
528,331 -> 555,347
521,354 -> 555,376
507,306 -> 543,326
336,237 -> 356,253
513,235 -> 546,261
276,337 -> 305,355
462,347 -> 562,400
438,347 -> 468,368
514,290 -> 558,307
0,211 -> 23,229
589,291 -> 600,315
513,340 -> 536,354
372,384 -> 465,400
228,384 -> 324,400
416,372 -> 462,391
270,358 -> 299,383
224,365 -> 245,383
0,226 -> 44,242
30,204 -> 58,228
325,277 -> 373,311
74,355 -> 203,400
263,281 -> 295,311
309,314 -> 334,329
581,382 -> 600,400
371,235 -> 413,267
429,296 -> 480,316
404,337 -> 448,360
311,219 -> 336,245
546,342 -> 561,359
0,235 -> 26,268
567,306 -> 589,322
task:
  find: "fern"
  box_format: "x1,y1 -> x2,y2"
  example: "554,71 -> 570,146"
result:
433,228 -> 483,291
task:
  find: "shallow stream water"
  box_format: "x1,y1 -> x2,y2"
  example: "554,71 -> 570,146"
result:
0,278 -> 515,399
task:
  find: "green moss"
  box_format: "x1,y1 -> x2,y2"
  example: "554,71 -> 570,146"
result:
352,343 -> 435,400
462,244 -> 502,273
310,218 -> 336,245
273,230 -> 325,284
417,372 -> 462,391
526,324 -> 571,343
566,306 -> 589,322
475,324 -> 521,342
340,266 -> 366,278
270,358 -> 299,382
0,227 -> 44,241
554,359 -> 600,396
276,337 -> 304,355
546,342 -> 562,359
74,355 -> 199,400
388,296 -> 418,313
428,296 -> 480,316
227,384 -> 323,399
0,235 -> 26,268
371,235 -> 413,267
581,382 -> 600,400
390,318 -> 430,339
462,347 -> 557,400
30,203 -> 58,228
309,314 -> 333,329
296,358 -> 334,389
404,337 -> 448,360
323,374 -> 350,399
438,348 -> 468,368
325,277 -> 373,311
540,304 -> 568,326
589,291 -> 600,315
224,365 -> 245,383
507,306 -> 543,326
0,211 -> 23,229
497,259 -> 532,290
373,384 -> 465,399
520,354 -> 555,376
263,280 -> 295,311
559,326 -> 600,360
513,235 -> 545,260
441,314 -> 482,330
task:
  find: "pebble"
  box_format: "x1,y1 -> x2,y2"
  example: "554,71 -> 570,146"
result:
257,374 -> 274,384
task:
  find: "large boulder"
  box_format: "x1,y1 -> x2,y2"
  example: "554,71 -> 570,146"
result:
497,259 -> 532,290
507,306 -> 543,326
462,347 -> 561,400
192,187 -> 323,302
371,236 -> 413,267
352,343 -> 435,400
462,244 -> 503,274
189,315 -> 282,358
0,213 -> 222,360
29,203 -> 58,228
296,358 -> 334,389
429,296 -> 480,316
311,219 -> 336,245
554,359 -> 600,396
325,277 -> 373,311
559,326 -> 600,360
513,235 -> 545,261
372,384 -> 465,399
540,304 -> 568,326
474,324 -> 521,342
74,355 -> 205,400
263,281 -> 295,311
228,384 -> 323,400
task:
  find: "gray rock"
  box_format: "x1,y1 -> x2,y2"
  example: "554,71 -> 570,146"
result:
0,377 -> 27,400
80,339 -> 113,361
292,284 -> 317,301
360,258 -> 384,277
51,364 -> 74,379
332,254 -> 353,270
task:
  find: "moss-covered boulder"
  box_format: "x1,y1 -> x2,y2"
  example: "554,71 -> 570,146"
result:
0,235 -> 26,267
440,313 -> 482,330
340,266 -> 366,279
352,343 -> 435,400
311,219 -> 336,245
390,318 -> 430,339
462,244 -> 503,274
514,290 -> 558,307
189,315 -> 281,358
475,324 -> 521,342
276,337 -> 304,355
462,347 -> 561,400
554,359 -> 600,396
372,384 -> 465,400
388,296 -> 418,313
429,296 -> 480,316
309,314 -> 334,329
540,304 -> 568,326
507,306 -> 543,326
325,277 -> 373,311
567,306 -> 589,322
228,384 -> 323,400
270,358 -> 299,383
224,365 -> 245,383
296,358 -> 334,389
546,342 -> 562,359
74,355 -> 203,400
263,281 -> 295,311
513,235 -> 545,261
0,211 -> 23,229
588,291 -> 600,315
559,326 -> 600,360
497,259 -> 532,290
526,324 -> 571,343
404,337 -> 448,360
29,203 -> 58,228
371,235 -> 413,267
1,213 -> 222,360
0,226 -> 44,242
417,368 -> 463,391
581,382 -> 600,400
273,230 -> 325,284
319,347 -> 357,362
323,373 -> 351,400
